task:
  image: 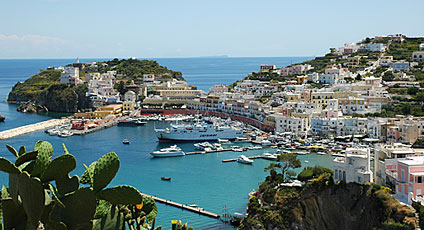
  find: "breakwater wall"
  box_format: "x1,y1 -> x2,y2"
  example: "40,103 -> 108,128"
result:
140,109 -> 275,132
0,119 -> 70,140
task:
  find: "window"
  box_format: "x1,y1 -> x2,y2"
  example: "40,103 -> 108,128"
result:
419,176 -> 422,183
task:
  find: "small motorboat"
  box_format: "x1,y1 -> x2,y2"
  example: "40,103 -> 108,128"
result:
161,177 -> 171,181
123,138 -> 130,144
150,145 -> 185,157
237,155 -> 253,164
188,204 -> 198,208
0,113 -> 5,122
262,152 -> 278,160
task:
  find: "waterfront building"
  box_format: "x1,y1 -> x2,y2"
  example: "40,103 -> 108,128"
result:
333,148 -> 373,184
274,114 -> 310,136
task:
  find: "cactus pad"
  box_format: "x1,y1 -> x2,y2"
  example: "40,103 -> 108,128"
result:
49,184 -> 65,208
5,144 -> 18,157
0,157 -> 21,174
93,152 -> 120,192
92,206 -> 124,230
97,185 -> 142,205
18,171 -> 45,226
62,143 -> 70,155
94,199 -> 112,219
56,174 -> 79,197
32,140 -> 53,177
80,162 -> 96,185
18,145 -> 26,156
15,150 -> 38,167
41,154 -> 76,182
141,196 -> 158,224
60,188 -> 97,230
2,197 -> 27,230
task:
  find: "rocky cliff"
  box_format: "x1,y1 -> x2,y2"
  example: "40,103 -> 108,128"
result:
240,177 -> 417,230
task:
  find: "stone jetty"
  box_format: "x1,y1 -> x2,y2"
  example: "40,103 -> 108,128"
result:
0,119 -> 70,140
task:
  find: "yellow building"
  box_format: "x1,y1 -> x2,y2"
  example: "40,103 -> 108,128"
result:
334,91 -> 359,99
123,101 -> 135,111
285,92 -> 302,102
75,104 -> 123,119
311,92 -> 334,105
264,115 -> 276,127
297,75 -> 308,84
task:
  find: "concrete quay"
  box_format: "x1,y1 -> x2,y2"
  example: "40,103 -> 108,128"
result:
0,118 -> 70,140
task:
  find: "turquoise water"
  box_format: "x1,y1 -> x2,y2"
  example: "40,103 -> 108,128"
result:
0,57 -> 335,229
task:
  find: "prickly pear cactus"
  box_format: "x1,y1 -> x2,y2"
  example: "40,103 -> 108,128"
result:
141,196 -> 158,224
18,145 -> 26,156
41,154 -> 76,182
80,162 -> 96,185
18,171 -> 45,228
56,175 -> 79,197
15,150 -> 38,167
93,152 -> 120,192
1,197 -> 27,230
93,199 -> 112,219
92,206 -> 125,230
32,140 -> 53,177
0,157 -> 21,174
5,144 -> 18,157
97,185 -> 142,205
60,188 -> 97,230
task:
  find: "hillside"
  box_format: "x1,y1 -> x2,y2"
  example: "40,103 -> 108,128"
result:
240,166 -> 417,230
84,58 -> 183,80
7,58 -> 181,113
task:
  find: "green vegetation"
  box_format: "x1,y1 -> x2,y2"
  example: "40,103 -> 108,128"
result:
240,161 -> 417,230
387,37 -> 424,60
0,140 -> 163,230
365,103 -> 424,117
264,153 -> 301,183
8,70 -> 62,101
92,58 -> 182,80
412,137 -> 424,148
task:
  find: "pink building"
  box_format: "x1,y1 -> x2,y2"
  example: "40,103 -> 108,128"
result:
280,67 -> 289,76
394,156 -> 424,203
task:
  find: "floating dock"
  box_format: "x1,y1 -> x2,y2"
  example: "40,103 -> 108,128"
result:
222,155 -> 263,162
0,119 -> 70,140
185,148 -> 232,155
141,193 -> 220,219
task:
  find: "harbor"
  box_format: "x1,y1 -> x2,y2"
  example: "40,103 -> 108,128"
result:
0,118 -> 70,140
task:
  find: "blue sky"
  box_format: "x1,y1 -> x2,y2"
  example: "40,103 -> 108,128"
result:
0,0 -> 423,58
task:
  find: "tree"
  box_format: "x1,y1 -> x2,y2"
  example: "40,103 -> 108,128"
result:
117,80 -> 126,95
382,71 -> 394,81
265,153 -> 301,182
407,87 -> 419,95
355,73 -> 362,81
416,92 -> 424,103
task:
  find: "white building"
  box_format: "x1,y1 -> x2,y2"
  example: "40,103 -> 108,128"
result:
380,56 -> 393,67
60,67 -> 80,85
274,114 -> 310,136
124,90 -> 137,102
362,43 -> 385,52
209,84 -> 228,94
333,147 -> 373,184
143,74 -> 155,82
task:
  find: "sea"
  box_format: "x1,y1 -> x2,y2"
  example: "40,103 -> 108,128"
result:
0,57 -> 335,229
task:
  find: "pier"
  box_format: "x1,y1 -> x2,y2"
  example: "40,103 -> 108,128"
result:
185,148 -> 233,155
222,155 -> 263,162
141,193 -> 220,219
0,119 -> 70,140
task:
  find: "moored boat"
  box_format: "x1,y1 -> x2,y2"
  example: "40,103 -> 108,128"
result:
262,152 -> 278,160
150,145 -> 185,157
161,177 -> 171,181
237,155 -> 253,164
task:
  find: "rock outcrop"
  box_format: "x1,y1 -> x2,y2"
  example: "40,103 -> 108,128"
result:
240,181 -> 417,230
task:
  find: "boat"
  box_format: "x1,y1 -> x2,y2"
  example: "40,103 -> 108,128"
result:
235,137 -> 250,142
218,138 -> 230,143
123,138 -> 130,144
237,155 -> 253,164
58,130 -> 73,138
261,140 -> 273,146
161,177 -> 171,181
317,151 -> 326,155
155,120 -> 243,142
262,152 -> 277,160
232,146 -> 244,152
150,145 -> 185,157
118,118 -> 147,126
0,113 -> 5,122
188,204 -> 198,208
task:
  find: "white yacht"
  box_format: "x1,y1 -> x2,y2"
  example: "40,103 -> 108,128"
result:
261,140 -> 273,146
150,145 -> 185,157
237,155 -> 253,164
262,152 -> 278,160
155,120 -> 243,142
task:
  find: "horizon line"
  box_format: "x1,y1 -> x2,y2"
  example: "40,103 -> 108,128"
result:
0,55 -> 316,60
